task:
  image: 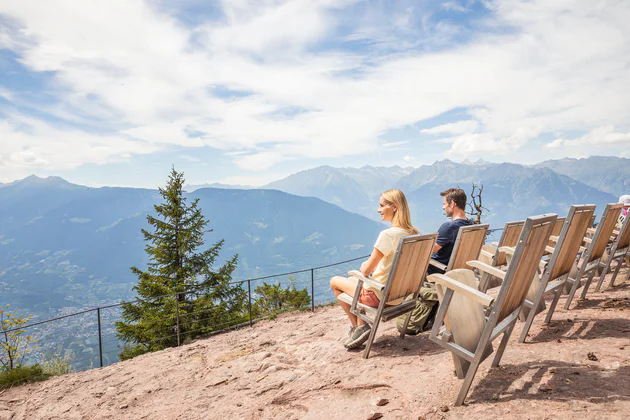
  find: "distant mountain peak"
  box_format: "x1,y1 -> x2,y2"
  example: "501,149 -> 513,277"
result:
0,175 -> 83,190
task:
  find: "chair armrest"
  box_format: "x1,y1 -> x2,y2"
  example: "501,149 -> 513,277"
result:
579,246 -> 587,253
583,237 -> 592,244
347,270 -> 385,291
612,229 -> 619,236
587,228 -> 596,235
545,245 -> 555,254
549,235 -> 559,243
466,260 -> 506,280
480,249 -> 495,259
498,246 -> 515,256
429,259 -> 447,272
427,274 -> 494,306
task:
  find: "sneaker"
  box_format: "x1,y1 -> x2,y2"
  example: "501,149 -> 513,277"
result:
344,324 -> 371,349
343,326 -> 357,345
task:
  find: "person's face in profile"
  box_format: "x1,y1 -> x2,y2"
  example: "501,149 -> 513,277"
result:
378,197 -> 396,223
442,197 -> 455,218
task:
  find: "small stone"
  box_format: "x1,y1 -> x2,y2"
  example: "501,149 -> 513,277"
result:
567,319 -> 573,323
549,368 -> 556,373
367,413 -> 383,420
587,352 -> 598,361
263,366 -> 278,374
375,398 -> 389,406
258,408 -> 264,412
440,405 -> 450,412
119,404 -> 129,409
619,346 -> 625,350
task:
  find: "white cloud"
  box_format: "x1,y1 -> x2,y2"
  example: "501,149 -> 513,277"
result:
547,125 -> 630,149
1,0 -> 630,181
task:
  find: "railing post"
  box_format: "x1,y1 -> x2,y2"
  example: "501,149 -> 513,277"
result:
248,280 -> 253,326
175,293 -> 181,347
311,269 -> 315,312
97,308 -> 103,368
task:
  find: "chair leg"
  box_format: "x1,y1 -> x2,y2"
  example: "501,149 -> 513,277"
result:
363,316 -> 382,359
455,358 -> 482,406
492,322 -> 516,368
595,257 -> 613,292
400,310 -> 412,340
608,259 -> 622,288
544,289 -> 562,325
579,269 -> 597,300
564,273 -> 582,310
519,287 -> 545,343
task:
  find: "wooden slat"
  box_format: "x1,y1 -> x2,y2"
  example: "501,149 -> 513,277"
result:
549,209 -> 594,281
449,224 -> 489,271
494,221 -> 525,266
589,204 -> 623,262
498,216 -> 556,321
386,234 -> 436,303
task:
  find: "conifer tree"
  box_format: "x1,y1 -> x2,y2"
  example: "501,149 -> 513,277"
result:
116,168 -> 246,360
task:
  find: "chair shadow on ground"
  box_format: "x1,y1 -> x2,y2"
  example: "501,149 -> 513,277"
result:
468,360 -> 630,405
348,329 -> 447,358
527,316 -> 630,343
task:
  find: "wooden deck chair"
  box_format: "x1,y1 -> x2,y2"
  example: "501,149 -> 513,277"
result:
517,205 -> 595,343
564,203 -> 624,308
477,221 -> 524,291
338,233 -> 437,359
594,211 -> 630,291
427,214 -> 557,406
429,224 -> 490,273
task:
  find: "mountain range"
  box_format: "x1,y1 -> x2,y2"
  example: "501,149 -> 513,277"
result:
1,156 -> 626,321
0,178 -> 382,320
262,158 -> 621,231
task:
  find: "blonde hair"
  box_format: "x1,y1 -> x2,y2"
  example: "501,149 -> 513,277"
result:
381,189 -> 419,234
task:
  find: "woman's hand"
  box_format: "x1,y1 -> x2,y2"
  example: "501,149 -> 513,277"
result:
360,260 -> 370,276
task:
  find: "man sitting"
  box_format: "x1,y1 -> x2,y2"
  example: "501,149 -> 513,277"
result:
428,187 -> 474,274
397,187 -> 473,334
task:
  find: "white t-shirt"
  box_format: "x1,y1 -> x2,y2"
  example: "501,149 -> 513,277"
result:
364,227 -> 409,303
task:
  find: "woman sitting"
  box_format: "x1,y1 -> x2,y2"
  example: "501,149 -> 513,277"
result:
330,189 -> 419,349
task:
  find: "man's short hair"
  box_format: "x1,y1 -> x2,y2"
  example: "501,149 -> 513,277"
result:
440,188 -> 467,210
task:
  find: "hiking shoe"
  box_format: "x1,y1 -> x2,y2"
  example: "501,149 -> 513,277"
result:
344,324 -> 371,349
343,326 -> 357,345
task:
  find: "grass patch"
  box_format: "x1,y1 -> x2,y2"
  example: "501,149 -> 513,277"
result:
0,365 -> 51,389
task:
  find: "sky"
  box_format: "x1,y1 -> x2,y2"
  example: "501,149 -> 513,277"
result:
1,0 -> 629,188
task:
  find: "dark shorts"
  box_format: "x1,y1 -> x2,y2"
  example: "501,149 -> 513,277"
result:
359,288 -> 380,308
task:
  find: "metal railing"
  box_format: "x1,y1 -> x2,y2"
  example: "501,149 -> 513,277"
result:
2,227 -> 506,381
2,254 -> 370,375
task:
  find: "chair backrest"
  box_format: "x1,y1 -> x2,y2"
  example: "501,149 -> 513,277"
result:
493,220 -> 525,266
548,205 -> 596,281
448,224 -> 489,271
616,213 -> 630,250
385,233 -> 438,303
495,214 -> 557,322
551,217 -> 566,237
587,203 -> 624,263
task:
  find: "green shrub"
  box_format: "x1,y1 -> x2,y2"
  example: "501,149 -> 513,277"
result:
0,365 -> 50,389
252,277 -> 310,319
40,350 -> 75,376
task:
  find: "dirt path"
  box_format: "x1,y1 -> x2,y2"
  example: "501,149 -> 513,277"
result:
1,270 -> 629,419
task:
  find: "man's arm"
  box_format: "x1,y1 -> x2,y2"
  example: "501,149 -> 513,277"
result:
432,243 -> 442,254
432,222 -> 449,254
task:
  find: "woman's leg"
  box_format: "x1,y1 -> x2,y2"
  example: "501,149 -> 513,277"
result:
329,276 -> 366,326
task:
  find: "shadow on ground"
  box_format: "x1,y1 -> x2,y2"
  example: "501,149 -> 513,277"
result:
468,360 -> 630,404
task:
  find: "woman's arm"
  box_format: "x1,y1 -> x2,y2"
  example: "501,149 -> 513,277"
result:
360,247 -> 385,277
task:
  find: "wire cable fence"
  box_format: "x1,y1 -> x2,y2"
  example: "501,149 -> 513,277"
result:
3,229 -> 505,378
2,254 -> 369,375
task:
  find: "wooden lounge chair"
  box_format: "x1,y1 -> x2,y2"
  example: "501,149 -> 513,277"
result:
564,203 -> 624,308
477,220 -> 524,291
339,233 -> 438,359
517,205 -> 595,343
429,223 -> 490,273
594,211 -> 630,291
427,214 -> 557,406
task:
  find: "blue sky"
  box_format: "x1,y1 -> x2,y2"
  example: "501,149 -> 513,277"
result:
1,0 -> 629,187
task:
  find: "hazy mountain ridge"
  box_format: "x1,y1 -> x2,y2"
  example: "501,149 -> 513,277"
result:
263,158 -> 620,231
536,156 -> 630,198
0,178 -> 383,318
